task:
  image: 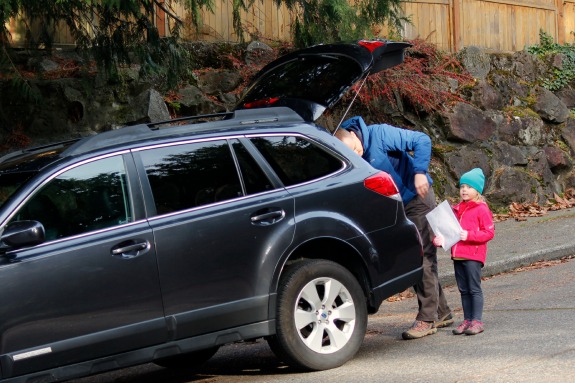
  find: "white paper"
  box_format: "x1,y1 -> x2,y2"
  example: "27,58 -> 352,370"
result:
425,200 -> 462,251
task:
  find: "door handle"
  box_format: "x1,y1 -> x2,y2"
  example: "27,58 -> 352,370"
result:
250,209 -> 285,226
111,241 -> 150,259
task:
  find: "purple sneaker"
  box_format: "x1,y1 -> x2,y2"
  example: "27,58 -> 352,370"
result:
464,320 -> 484,335
452,320 -> 471,335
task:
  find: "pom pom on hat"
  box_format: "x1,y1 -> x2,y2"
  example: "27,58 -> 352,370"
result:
459,168 -> 485,194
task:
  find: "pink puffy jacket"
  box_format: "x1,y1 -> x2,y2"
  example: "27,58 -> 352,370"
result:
451,200 -> 495,265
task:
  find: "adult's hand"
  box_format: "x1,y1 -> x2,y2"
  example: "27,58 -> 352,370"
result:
414,173 -> 429,198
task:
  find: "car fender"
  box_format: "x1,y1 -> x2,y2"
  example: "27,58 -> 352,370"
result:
269,210 -> 380,293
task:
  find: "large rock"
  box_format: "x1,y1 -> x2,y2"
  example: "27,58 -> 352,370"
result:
470,80 -> 504,110
555,87 -> 575,109
544,145 -> 572,173
490,141 -> 528,167
487,166 -> 542,205
443,146 -> 492,181
496,114 -> 545,146
196,70 -> 243,95
445,103 -> 496,142
490,51 -> 544,83
459,46 -> 491,80
527,149 -> 560,196
175,85 -> 226,116
511,51 -> 544,83
561,118 -> 575,153
245,41 -> 275,67
532,86 -> 570,123
128,89 -> 171,124
488,72 -> 530,106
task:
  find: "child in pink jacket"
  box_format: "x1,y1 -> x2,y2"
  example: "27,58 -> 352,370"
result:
433,168 -> 495,335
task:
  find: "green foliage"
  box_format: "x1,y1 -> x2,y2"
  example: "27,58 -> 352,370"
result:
0,0 -> 214,89
0,45 -> 40,102
279,0 -> 408,48
527,30 -> 575,91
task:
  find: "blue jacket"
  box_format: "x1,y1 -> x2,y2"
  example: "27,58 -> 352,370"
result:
341,116 -> 433,204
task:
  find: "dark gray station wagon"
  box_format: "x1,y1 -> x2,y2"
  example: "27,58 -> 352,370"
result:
0,40 -> 423,383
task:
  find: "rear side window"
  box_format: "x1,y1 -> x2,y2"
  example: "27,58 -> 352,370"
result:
249,136 -> 343,186
10,155 -> 133,240
140,140 -> 243,214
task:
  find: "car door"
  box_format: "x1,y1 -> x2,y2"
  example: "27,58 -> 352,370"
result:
0,154 -> 166,379
134,138 -> 295,339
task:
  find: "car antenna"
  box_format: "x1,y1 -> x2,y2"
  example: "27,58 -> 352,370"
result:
332,75 -> 368,136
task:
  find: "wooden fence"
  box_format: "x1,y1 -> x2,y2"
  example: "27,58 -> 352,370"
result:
6,0 -> 575,52
400,0 -> 574,52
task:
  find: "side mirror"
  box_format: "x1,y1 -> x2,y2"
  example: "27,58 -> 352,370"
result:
1,220 -> 45,254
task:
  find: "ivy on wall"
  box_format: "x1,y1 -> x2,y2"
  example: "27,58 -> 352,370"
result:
528,30 -> 575,92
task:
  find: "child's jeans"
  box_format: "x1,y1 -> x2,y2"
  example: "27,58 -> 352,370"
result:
454,259 -> 484,321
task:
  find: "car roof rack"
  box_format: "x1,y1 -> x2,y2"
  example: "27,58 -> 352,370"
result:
147,112 -> 235,129
0,139 -> 80,164
61,107 -> 303,157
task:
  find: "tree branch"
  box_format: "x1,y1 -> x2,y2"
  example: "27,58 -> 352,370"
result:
153,0 -> 183,24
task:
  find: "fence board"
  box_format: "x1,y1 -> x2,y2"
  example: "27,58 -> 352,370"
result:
401,0 -> 558,51
564,1 -> 575,43
400,1 -> 452,50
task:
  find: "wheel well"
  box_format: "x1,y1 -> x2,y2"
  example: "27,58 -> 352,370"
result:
283,238 -> 376,311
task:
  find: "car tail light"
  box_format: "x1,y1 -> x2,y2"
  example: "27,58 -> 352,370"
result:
358,40 -> 386,53
242,97 -> 280,109
364,171 -> 401,199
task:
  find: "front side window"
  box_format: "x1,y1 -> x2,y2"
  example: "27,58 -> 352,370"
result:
249,136 -> 344,186
140,140 -> 243,215
10,155 -> 133,241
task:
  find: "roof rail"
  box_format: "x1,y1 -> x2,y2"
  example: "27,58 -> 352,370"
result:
148,112 -> 234,129
59,107 -> 304,158
62,125 -> 153,157
0,139 -> 79,164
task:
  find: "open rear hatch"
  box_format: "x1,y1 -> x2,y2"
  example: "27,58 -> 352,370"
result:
235,40 -> 411,122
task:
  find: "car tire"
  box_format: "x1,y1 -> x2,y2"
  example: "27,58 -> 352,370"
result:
267,259 -> 367,371
153,346 -> 220,369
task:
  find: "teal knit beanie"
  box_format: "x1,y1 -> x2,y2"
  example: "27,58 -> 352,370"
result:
459,168 -> 485,194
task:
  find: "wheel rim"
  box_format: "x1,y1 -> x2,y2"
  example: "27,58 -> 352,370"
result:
294,277 -> 356,354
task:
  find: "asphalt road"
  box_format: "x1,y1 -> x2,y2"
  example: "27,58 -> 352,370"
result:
72,254 -> 575,383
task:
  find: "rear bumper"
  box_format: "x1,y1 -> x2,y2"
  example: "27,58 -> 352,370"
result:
368,266 -> 423,313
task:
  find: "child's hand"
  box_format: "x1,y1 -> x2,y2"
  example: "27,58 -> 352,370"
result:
433,234 -> 444,247
460,230 -> 468,241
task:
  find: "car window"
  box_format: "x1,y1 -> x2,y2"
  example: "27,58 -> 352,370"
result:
231,139 -> 274,194
10,155 -> 133,241
0,173 -> 36,209
249,136 -> 344,186
140,140 -> 244,215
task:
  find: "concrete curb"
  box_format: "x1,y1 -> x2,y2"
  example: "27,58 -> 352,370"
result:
438,242 -> 575,287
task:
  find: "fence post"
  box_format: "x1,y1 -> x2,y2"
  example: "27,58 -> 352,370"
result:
452,0 -> 462,51
557,0 -> 565,44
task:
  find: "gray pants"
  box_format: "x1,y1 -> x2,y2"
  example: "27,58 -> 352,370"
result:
404,189 -> 451,322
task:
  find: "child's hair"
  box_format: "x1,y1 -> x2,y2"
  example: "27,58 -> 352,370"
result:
474,193 -> 486,203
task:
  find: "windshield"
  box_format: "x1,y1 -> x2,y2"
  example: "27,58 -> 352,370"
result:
0,145 -> 68,209
0,172 -> 38,208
